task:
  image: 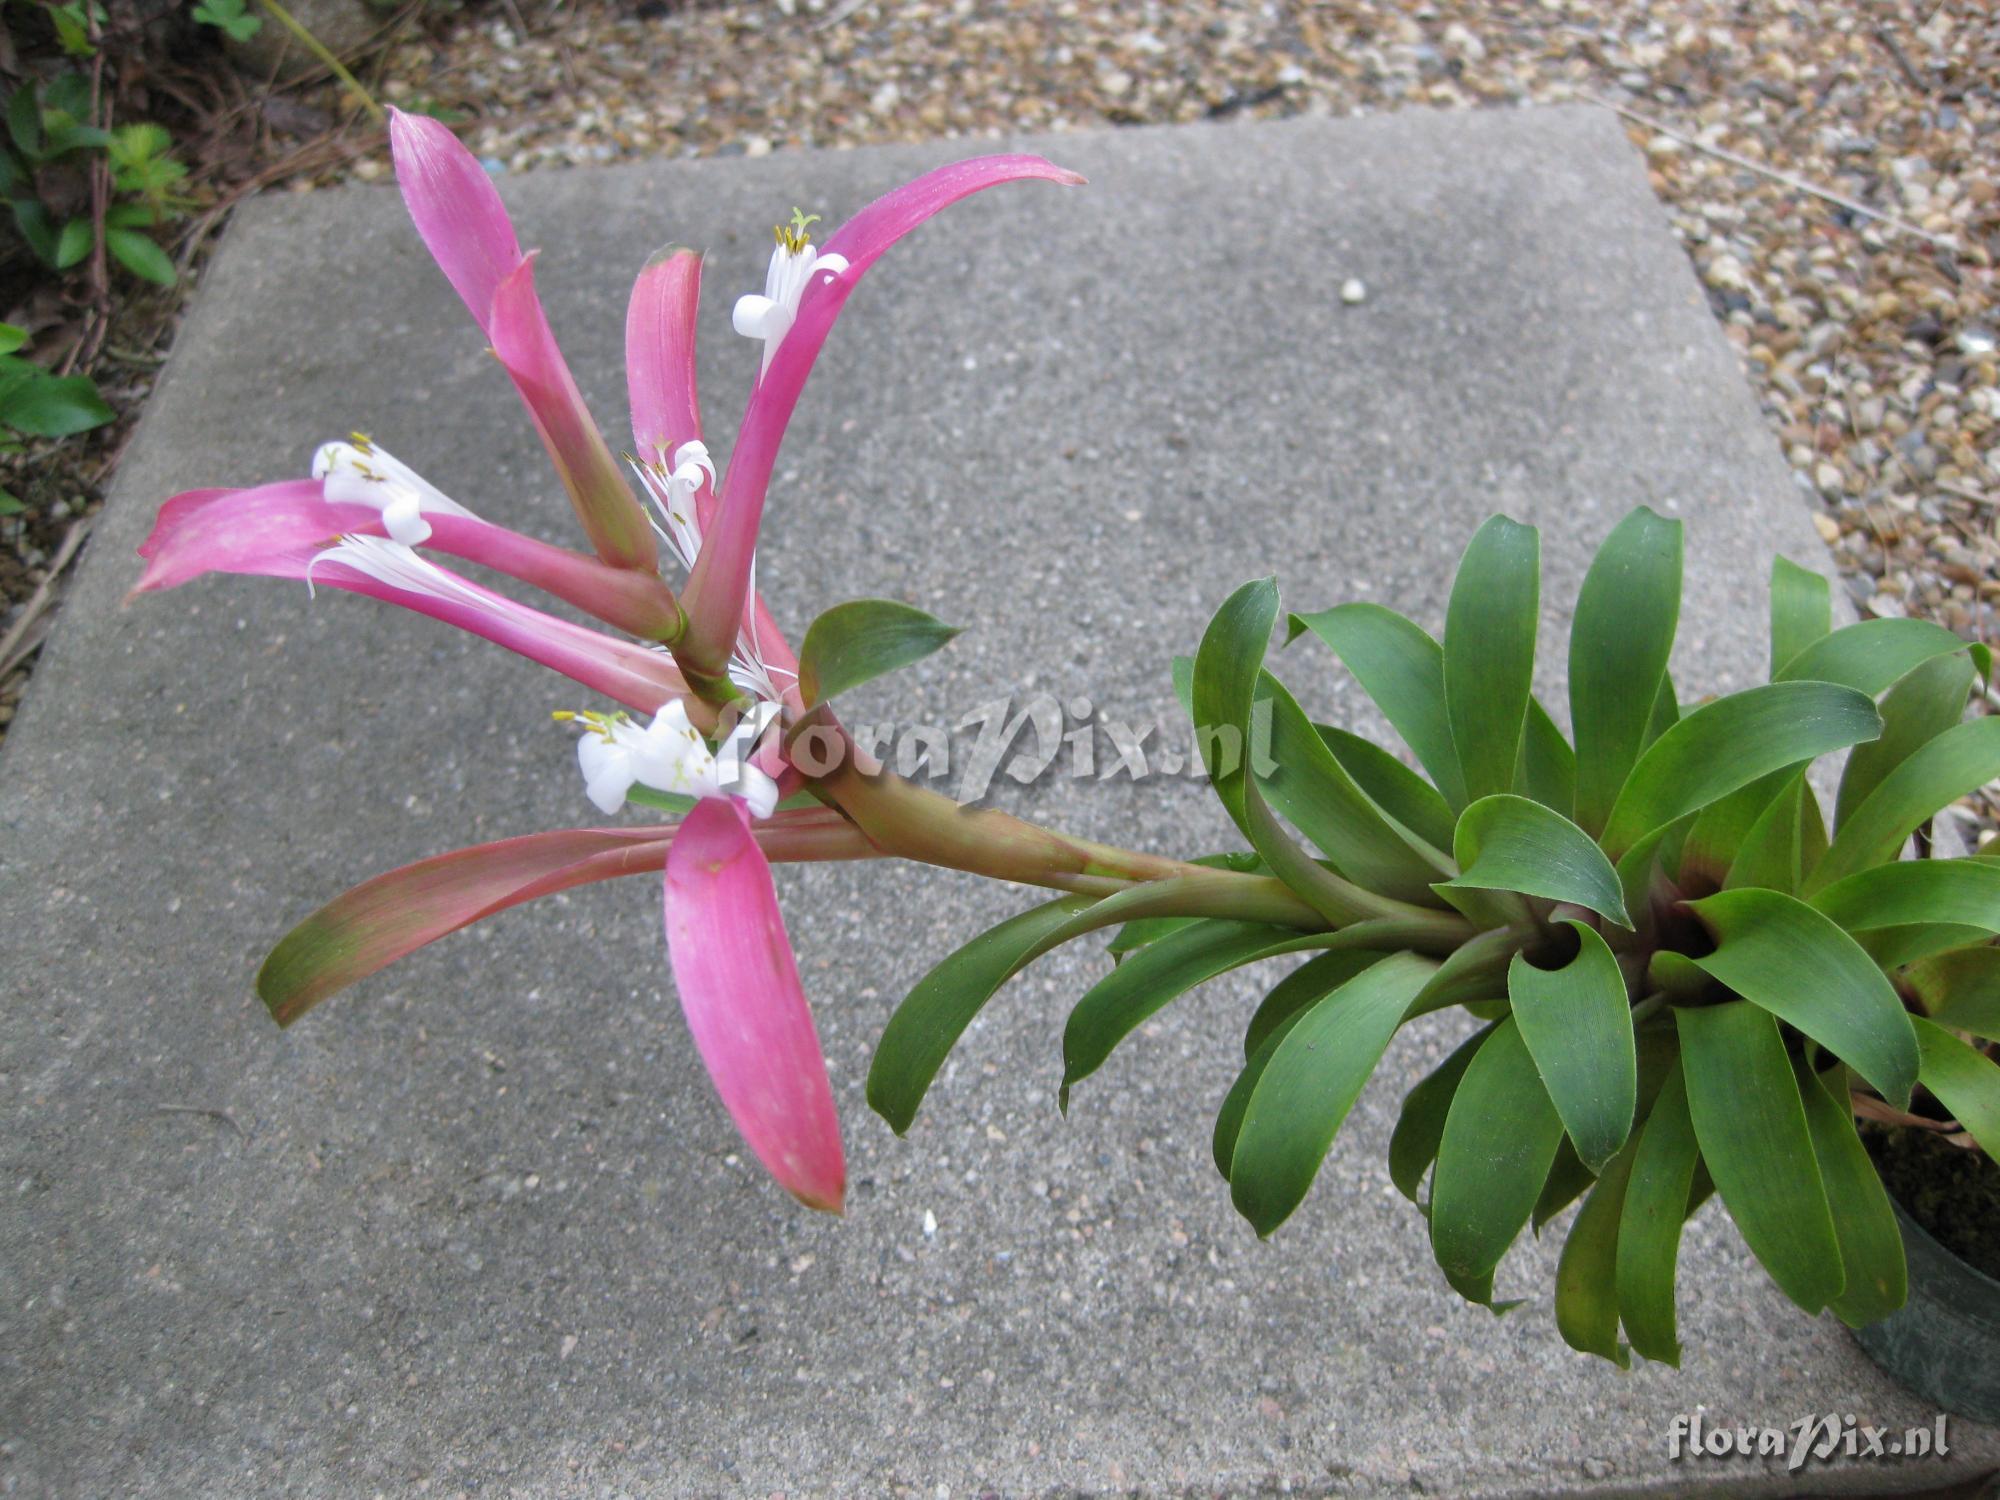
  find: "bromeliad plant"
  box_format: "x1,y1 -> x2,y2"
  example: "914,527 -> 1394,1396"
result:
875,511 -> 2000,1365
139,111 -> 2000,1363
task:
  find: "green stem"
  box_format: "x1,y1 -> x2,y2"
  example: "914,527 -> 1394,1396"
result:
801,720 -> 1478,948
253,0 -> 385,123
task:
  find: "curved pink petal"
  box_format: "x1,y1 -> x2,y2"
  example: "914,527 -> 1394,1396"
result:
665,799 -> 845,1213
389,108 -> 524,335
307,546 -> 687,714
679,154 -> 1081,677
133,480 -> 680,640
135,491 -> 685,711
134,481 -> 374,592
489,253 -> 658,572
260,811 -> 876,1025
262,827 -> 674,1025
625,248 -> 705,472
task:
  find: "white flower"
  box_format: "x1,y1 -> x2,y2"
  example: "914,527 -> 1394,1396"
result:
564,699 -> 782,819
732,212 -> 849,378
312,435 -> 476,546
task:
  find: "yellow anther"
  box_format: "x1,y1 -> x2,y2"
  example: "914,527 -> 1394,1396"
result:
551,707 -> 626,740
773,207 -> 822,255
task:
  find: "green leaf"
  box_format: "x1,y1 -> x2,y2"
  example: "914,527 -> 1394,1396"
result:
1724,772 -> 1817,894
1769,554 -> 1832,678
1218,954 -> 1397,1181
1774,618 -> 1972,696
0,369 -> 112,437
7,87 -> 43,161
1509,923 -> 1637,1172
10,198 -> 56,265
1811,858 -> 2000,943
1242,949 -> 1389,1059
1798,1061 -> 1907,1328
1444,515 -> 1540,805
1905,947 -> 2000,1040
1517,699 -> 1577,817
1555,1142 -> 1637,1363
1532,1136 -> 1599,1232
1809,718 -> 2000,894
1912,1017 -> 2000,1158
1287,603 -> 1467,808
1689,888 -> 1918,1109
1197,580 -> 1278,838
1678,767 -> 1799,891
1645,673 -> 1679,748
1570,506 -> 1683,835
1214,1004 -> 1307,1182
0,322 -> 24,356
1255,672 -> 1447,902
1430,1016 -> 1566,1300
867,896 -> 1093,1134
1856,923 -> 1995,973
1837,651 -> 1975,830
49,6 -> 94,56
1388,1024 -> 1492,1201
1106,855 -> 1264,961
1614,819 -> 1683,937
1677,1002 -> 1845,1315
1105,914 -> 1196,959
103,201 -> 155,231
1616,1060 -> 1700,1365
1403,926 -> 1518,1020
1198,582 -> 1380,925
1227,951 -> 1436,1234
1061,920 -> 1329,1106
796,598 -> 960,705
53,216 -> 90,269
106,227 -> 176,285
1442,794 -> 1630,928
1316,723 -> 1456,852
1598,682 -> 1881,861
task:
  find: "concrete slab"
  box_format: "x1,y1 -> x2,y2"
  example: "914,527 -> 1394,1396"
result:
3,105 -> 1995,1497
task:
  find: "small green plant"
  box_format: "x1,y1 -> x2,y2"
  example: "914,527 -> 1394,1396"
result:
876,506 -> 2000,1365
44,0 -> 103,57
190,0 -> 261,42
0,320 -> 112,509
0,68 -> 184,285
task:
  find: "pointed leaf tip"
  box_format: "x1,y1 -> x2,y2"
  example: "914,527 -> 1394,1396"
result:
798,598 -> 963,706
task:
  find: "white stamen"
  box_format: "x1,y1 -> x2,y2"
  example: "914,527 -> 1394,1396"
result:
629,448 -> 794,708
631,452 -> 709,574
732,242 -> 848,378
307,534 -> 497,611
313,437 -> 476,547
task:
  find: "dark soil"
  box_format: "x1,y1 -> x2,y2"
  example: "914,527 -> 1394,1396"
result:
1862,1122 -> 2000,1283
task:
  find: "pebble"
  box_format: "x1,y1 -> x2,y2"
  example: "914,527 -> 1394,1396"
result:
1340,278 -> 1367,305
